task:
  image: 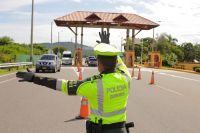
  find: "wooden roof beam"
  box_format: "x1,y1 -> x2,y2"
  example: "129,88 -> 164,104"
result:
67,26 -> 77,35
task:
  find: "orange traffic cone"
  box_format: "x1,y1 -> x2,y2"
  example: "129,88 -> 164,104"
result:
76,97 -> 90,119
137,67 -> 141,80
78,69 -> 83,80
131,66 -> 134,79
149,71 -> 155,85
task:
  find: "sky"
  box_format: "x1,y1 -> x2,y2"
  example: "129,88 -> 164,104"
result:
0,0 -> 200,49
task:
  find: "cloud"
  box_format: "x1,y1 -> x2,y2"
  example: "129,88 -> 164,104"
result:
1,10 -> 64,25
115,6 -> 137,14
1,0 -> 200,45
0,0 -> 60,12
71,0 -> 81,3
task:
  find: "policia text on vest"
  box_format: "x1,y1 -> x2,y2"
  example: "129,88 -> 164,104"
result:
107,84 -> 126,99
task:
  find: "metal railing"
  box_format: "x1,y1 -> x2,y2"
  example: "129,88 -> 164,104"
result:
0,62 -> 33,69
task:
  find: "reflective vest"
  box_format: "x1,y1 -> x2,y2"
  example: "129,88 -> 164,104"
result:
56,56 -> 131,124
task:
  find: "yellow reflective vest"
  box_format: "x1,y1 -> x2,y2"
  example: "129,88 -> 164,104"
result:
56,56 -> 131,124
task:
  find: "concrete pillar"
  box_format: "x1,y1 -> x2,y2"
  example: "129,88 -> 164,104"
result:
132,29 -> 135,51
107,28 -> 110,44
75,27 -> 78,49
81,27 -> 83,49
126,29 -> 130,50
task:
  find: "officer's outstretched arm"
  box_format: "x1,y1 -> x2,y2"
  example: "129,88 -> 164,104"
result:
16,70 -> 91,96
115,56 -> 131,80
34,76 -> 91,97
16,71 -> 60,90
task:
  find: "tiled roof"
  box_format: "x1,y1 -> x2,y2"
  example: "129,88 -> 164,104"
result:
54,11 -> 159,30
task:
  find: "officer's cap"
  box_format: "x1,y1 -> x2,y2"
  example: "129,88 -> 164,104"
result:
94,43 -> 120,56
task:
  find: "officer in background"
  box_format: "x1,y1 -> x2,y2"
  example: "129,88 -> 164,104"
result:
16,31 -> 133,133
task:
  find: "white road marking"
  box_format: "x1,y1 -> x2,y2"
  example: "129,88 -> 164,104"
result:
156,85 -> 184,96
0,73 -> 15,78
72,67 -> 84,77
159,72 -> 200,83
0,78 -> 16,84
131,76 -> 137,79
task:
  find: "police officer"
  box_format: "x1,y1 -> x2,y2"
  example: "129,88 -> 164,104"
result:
16,31 -> 133,133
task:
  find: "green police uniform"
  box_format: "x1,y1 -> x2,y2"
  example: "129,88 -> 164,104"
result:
16,43 -> 132,133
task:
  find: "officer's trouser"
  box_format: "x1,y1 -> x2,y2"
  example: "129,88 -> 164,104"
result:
86,121 -> 127,133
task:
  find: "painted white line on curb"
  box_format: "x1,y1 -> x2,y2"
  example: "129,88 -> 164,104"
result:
0,78 -> 16,85
156,85 -> 184,96
159,72 -> 200,83
0,73 -> 16,78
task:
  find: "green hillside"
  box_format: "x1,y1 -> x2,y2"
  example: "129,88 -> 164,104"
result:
0,36 -> 48,63
41,42 -> 94,57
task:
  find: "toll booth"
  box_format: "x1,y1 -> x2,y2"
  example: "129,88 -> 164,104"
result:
146,51 -> 162,68
74,48 -> 83,66
125,50 -> 135,67
54,11 -> 159,67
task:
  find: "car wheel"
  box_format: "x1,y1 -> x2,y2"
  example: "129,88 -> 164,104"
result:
58,67 -> 61,72
36,69 -> 39,73
52,67 -> 56,73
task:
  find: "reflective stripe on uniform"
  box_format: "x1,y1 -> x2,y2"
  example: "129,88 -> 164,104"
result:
62,80 -> 68,95
56,79 -> 63,91
121,73 -> 130,89
115,64 -> 123,69
90,108 -> 126,117
57,80 -> 68,94
90,79 -> 126,117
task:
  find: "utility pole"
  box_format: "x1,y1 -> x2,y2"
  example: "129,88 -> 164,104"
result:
141,39 -> 143,65
152,28 -> 155,51
58,32 -> 60,45
51,22 -> 53,45
30,0 -> 34,62
121,37 -> 123,52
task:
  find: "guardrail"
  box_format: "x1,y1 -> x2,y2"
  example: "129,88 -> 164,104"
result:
0,62 -> 33,70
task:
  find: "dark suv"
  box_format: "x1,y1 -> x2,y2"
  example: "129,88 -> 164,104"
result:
85,56 -> 97,66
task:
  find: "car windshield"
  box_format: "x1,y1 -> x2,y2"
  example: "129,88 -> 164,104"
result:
40,55 -> 55,60
89,58 -> 97,61
89,56 -> 95,58
63,54 -> 71,58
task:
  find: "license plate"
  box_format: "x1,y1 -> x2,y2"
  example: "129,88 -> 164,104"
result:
42,67 -> 47,69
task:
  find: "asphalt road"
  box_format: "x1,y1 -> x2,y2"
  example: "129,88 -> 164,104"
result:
0,66 -> 200,133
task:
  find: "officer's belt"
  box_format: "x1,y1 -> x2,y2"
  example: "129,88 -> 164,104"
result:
90,121 -> 125,130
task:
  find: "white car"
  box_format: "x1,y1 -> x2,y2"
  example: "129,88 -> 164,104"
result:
36,54 -> 61,73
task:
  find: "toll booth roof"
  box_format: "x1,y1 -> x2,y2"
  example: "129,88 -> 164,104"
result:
54,11 -> 159,30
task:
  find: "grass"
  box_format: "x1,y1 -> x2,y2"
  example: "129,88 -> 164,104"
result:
178,63 -> 200,70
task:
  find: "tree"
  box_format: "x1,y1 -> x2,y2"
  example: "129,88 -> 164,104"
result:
122,38 -> 133,51
143,37 -> 154,51
162,53 -> 178,67
163,33 -> 178,45
52,46 -> 67,55
171,45 -> 184,62
181,42 -> 195,62
0,36 -> 14,45
157,33 -> 173,54
194,44 -> 200,61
